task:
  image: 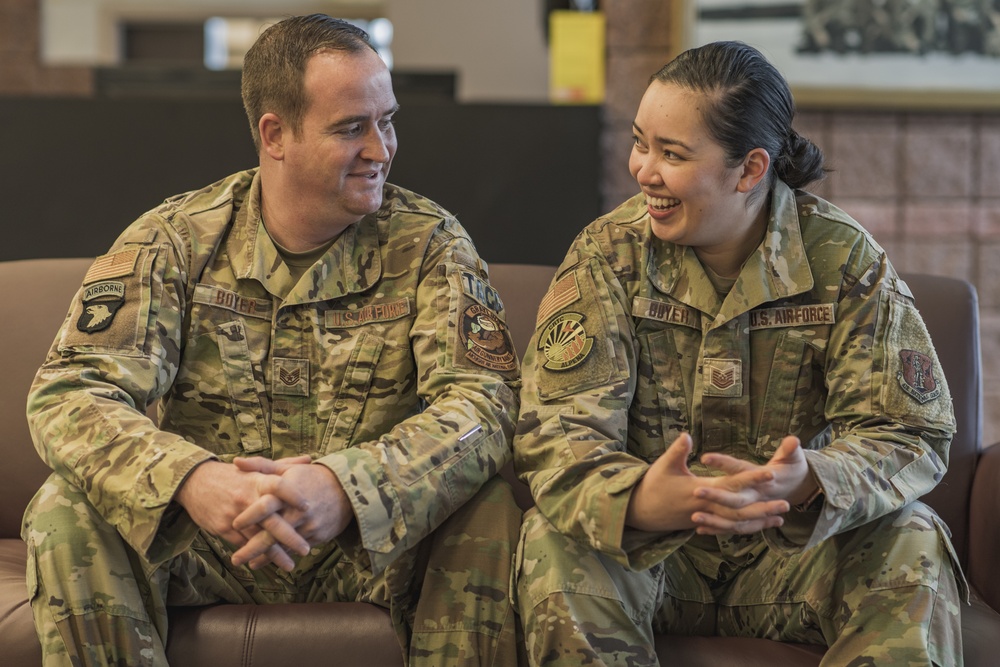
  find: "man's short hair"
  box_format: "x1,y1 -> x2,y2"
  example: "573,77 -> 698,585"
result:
241,14 -> 376,152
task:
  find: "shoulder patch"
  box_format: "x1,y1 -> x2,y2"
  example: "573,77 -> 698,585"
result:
460,271 -> 504,313
537,273 -> 581,325
539,311 -> 594,371
459,304 -> 517,372
897,349 -> 941,404
84,248 -> 140,284
77,281 -> 126,333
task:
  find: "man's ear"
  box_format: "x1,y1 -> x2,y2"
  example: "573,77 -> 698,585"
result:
260,113 -> 285,160
736,148 -> 770,193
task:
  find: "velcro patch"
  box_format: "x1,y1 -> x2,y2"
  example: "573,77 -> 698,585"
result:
633,297 -> 700,330
897,349 -> 941,404
193,285 -> 272,320
77,281 -> 125,333
749,304 -> 835,330
325,298 -> 411,328
84,248 -> 139,284
273,357 -> 310,396
703,358 -> 743,397
536,273 -> 581,325
461,271 -> 504,312
460,304 -> 517,372
539,311 -> 593,371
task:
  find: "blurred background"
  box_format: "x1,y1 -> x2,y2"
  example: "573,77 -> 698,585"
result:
2,0 -> 999,441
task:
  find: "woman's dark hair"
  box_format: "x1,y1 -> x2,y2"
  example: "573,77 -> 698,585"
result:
651,41 -> 826,195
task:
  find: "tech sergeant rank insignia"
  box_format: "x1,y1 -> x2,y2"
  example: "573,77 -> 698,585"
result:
539,311 -> 593,371
460,304 -> 517,372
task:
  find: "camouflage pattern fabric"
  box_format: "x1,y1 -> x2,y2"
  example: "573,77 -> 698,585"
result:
513,180 -> 965,666
23,168 -> 522,666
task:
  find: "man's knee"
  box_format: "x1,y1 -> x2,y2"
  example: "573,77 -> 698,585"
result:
24,474 -> 152,628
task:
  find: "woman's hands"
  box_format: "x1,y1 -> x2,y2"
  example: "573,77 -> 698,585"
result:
626,433 -> 817,535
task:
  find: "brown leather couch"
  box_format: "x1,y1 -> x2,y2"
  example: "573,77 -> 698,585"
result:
2,259 -> 998,666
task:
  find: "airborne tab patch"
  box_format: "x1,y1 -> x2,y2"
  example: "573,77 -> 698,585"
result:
77,281 -> 126,333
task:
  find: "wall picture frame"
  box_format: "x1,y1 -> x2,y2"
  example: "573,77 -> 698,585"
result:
688,0 -> 1000,109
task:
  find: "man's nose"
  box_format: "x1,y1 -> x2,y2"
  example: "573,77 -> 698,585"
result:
362,129 -> 391,163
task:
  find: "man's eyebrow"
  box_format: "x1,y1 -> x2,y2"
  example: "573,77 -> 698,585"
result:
331,105 -> 400,128
632,121 -> 693,152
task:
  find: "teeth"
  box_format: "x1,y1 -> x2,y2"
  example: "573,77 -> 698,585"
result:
647,196 -> 680,210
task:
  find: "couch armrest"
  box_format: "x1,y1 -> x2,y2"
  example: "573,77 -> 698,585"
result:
969,443 -> 1000,611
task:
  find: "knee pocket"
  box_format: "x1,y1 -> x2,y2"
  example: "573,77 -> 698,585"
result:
22,475 -> 151,621
864,503 -> 962,593
515,510 -> 662,622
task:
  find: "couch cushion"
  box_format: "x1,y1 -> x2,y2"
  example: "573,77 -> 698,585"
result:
166,602 -> 403,666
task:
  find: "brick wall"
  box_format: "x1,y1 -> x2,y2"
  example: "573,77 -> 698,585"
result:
0,0 -> 92,95
603,0 -> 1000,445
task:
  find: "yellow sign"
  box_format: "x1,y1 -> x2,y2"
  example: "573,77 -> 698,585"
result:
549,11 -> 606,104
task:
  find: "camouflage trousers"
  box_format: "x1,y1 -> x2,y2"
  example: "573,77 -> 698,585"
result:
22,473 -> 522,667
516,502 -> 965,667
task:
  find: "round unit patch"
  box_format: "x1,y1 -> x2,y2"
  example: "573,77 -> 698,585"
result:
460,304 -> 517,372
539,312 -> 593,371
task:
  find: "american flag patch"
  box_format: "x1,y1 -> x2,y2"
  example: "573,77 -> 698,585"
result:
536,273 -> 581,324
84,248 -> 140,284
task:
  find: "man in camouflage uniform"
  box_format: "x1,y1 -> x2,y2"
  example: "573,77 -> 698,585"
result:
22,15 -> 521,667
514,180 -> 965,665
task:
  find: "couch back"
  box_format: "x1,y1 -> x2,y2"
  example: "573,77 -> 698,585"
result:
2,261 -> 982,570
902,273 -> 982,568
0,258 -> 92,538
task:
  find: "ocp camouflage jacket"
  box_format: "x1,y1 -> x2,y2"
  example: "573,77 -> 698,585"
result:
514,180 -> 956,572
28,168 -> 519,582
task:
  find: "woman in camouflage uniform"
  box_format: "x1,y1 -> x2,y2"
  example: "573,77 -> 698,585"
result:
514,41 -> 964,666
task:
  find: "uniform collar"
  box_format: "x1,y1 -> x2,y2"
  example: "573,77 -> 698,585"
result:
227,170 -> 383,303
647,180 -> 813,322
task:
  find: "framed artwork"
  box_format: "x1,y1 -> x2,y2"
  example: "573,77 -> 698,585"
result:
688,0 -> 1000,109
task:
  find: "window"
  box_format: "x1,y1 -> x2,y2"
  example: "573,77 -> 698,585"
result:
203,16 -> 394,70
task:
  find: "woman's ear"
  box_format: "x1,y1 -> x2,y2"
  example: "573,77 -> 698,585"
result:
737,148 -> 770,193
259,113 -> 285,160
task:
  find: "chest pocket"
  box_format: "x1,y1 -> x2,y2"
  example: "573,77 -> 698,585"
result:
631,328 -> 694,462
217,320 -> 270,455
163,312 -> 271,459
751,331 -> 823,459
320,332 -> 385,454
